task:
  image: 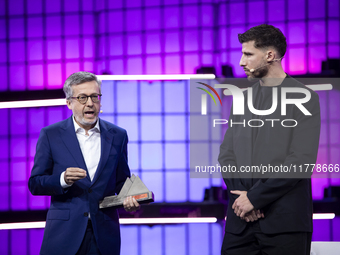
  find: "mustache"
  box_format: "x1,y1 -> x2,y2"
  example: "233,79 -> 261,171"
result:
83,109 -> 97,113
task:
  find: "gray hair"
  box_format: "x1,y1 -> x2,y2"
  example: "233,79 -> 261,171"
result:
63,72 -> 102,99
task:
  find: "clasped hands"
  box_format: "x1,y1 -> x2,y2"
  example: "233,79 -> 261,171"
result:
230,190 -> 264,222
64,168 -> 140,213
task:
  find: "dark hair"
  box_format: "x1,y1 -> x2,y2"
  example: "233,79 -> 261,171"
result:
238,24 -> 287,58
63,71 -> 102,99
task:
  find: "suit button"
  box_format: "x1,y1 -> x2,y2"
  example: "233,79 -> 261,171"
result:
88,189 -> 92,193
84,212 -> 88,217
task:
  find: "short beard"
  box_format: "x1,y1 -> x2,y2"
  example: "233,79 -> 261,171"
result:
247,65 -> 269,81
76,115 -> 98,128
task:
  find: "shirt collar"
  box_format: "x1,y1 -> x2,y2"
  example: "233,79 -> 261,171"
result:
72,116 -> 100,134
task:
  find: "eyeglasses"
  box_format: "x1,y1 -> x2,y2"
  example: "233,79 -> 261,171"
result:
69,94 -> 102,104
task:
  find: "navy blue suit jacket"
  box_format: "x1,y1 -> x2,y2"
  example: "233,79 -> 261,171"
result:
28,116 -> 130,255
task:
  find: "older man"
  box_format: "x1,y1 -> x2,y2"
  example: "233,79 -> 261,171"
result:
29,72 -> 139,255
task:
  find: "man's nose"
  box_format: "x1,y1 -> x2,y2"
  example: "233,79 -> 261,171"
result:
239,55 -> 246,66
86,97 -> 94,106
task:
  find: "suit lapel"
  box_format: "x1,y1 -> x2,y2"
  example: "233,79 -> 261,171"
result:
60,117 -> 91,183
91,119 -> 114,186
241,85 -> 259,188
243,86 -> 255,163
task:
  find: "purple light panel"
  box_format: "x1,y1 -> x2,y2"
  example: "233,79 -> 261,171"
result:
29,65 -> 44,90
165,171 -> 187,201
165,225 -> 186,255
46,16 -> 62,37
141,225 -> 162,254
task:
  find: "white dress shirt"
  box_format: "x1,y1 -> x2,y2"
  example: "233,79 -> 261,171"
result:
60,117 -> 101,188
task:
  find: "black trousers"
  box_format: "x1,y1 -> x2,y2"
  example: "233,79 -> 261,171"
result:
221,221 -> 312,255
76,220 -> 102,255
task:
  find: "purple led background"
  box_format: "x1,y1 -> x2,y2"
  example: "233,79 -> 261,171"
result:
1,0 -> 339,92
1,0 -> 340,254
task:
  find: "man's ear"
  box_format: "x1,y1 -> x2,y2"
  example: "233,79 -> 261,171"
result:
266,49 -> 276,62
66,99 -> 72,110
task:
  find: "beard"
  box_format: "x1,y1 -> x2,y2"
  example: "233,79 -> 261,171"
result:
247,64 -> 269,81
75,113 -> 98,128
